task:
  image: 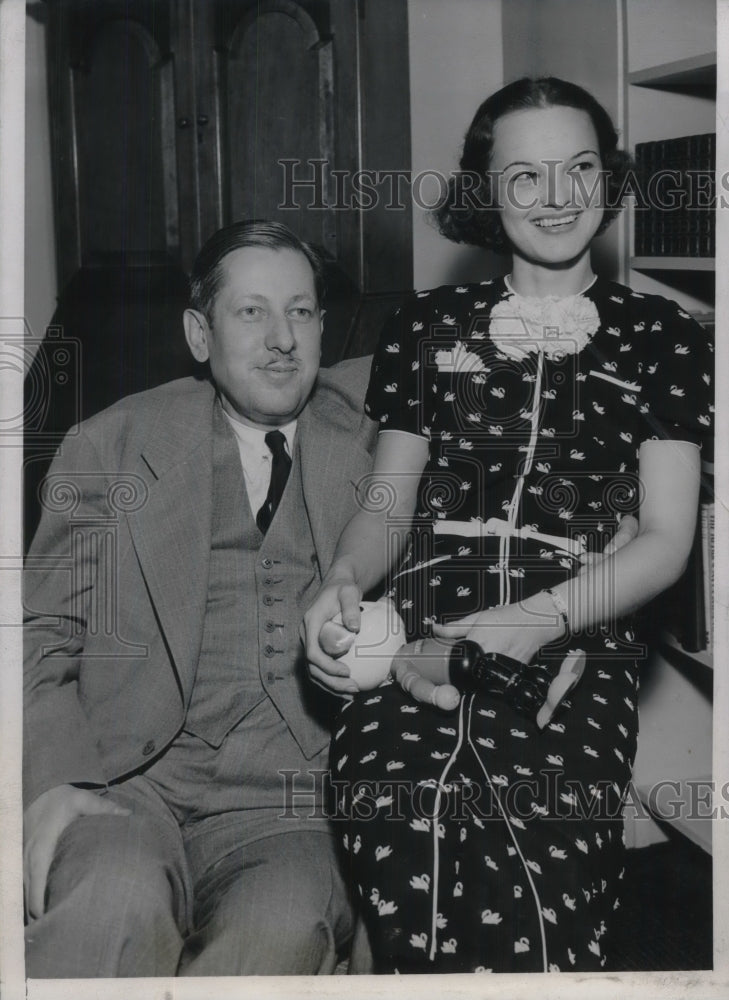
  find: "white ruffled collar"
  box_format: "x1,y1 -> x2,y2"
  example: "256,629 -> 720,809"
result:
489,275 -> 600,361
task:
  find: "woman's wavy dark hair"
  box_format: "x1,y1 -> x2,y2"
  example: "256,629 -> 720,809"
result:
434,77 -> 634,252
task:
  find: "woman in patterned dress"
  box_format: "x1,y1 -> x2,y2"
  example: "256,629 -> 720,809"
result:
303,78 -> 713,973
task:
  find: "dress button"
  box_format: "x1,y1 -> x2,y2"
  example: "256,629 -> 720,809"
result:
264,644 -> 275,657
261,557 -> 274,569
262,594 -> 274,607
142,740 -> 156,756
265,621 -> 275,633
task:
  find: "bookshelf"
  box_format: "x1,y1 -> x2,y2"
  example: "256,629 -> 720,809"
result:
628,51 -> 716,90
627,56 -> 716,276
625,40 -> 716,310
631,257 -> 714,272
633,777 -> 713,854
661,633 -> 713,673
622,0 -> 715,852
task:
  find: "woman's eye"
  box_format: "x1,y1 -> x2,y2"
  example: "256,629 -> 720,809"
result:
514,170 -> 539,183
571,160 -> 598,173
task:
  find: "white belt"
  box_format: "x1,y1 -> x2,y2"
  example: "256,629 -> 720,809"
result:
432,517 -> 585,558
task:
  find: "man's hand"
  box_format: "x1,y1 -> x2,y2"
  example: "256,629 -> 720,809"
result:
301,579 -> 364,695
24,784 -> 130,920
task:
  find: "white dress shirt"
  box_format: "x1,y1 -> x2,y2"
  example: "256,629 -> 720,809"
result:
222,409 -> 297,517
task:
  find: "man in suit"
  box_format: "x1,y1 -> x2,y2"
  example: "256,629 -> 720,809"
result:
23,221 -> 377,977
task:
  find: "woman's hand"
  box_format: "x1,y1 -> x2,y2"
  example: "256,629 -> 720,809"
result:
430,517 -> 639,661
577,512 -> 639,575
432,595 -> 564,665
301,577 -> 364,695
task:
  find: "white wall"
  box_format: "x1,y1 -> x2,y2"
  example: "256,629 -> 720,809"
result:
407,0 -> 506,288
627,0 -> 716,70
24,4 -> 57,354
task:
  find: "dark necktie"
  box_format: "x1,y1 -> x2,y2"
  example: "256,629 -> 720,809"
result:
256,430 -> 292,534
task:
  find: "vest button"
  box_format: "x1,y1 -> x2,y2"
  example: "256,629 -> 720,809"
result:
267,672 -> 275,683
264,577 -> 273,586
262,594 -> 274,607
261,557 -> 274,569
264,644 -> 275,657
264,621 -> 275,633
142,740 -> 156,756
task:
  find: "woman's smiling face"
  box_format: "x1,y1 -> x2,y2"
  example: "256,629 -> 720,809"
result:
491,105 -> 604,271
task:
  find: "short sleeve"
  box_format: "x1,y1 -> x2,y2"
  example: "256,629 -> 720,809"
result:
364,292 -> 437,438
638,298 -> 714,456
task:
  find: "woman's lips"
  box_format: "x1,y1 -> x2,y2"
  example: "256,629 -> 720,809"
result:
532,212 -> 581,230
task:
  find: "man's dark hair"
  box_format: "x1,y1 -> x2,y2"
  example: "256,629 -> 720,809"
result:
434,76 -> 634,252
189,220 -> 326,322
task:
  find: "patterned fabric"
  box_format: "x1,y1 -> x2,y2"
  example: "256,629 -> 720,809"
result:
333,276 -> 713,973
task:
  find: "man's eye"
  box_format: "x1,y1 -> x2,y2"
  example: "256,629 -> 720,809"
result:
291,307 -> 314,320
239,306 -> 262,318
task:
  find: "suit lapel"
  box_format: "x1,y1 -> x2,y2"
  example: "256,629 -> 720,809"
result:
127,381 -> 216,696
125,372 -> 372,692
298,389 -> 373,575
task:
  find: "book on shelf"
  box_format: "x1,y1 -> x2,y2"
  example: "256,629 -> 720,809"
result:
662,478 -> 714,656
664,512 -> 706,652
701,500 -> 714,652
634,132 -> 715,258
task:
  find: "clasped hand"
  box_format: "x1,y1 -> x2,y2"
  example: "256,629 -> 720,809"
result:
302,515 -> 638,708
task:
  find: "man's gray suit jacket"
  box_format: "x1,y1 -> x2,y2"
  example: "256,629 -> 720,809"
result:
23,356 -> 377,810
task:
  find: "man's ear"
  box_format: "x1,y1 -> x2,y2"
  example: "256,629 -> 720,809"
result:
183,309 -> 212,363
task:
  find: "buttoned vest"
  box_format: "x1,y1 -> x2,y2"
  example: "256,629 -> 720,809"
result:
184,403 -> 321,748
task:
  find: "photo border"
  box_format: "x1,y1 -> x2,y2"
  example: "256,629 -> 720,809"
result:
1,1 -> 727,997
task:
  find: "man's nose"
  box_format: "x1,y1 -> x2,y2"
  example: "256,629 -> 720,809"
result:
264,314 -> 296,353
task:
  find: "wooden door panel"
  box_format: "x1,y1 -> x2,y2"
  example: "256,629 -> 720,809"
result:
74,21 -> 173,263
221,2 -> 335,254
47,0 -> 412,296
47,0 -> 181,280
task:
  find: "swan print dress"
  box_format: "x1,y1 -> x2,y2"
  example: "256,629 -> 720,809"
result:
332,276 -> 713,973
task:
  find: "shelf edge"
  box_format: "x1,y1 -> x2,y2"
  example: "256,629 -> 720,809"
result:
661,633 -> 713,670
630,257 -> 715,272
629,51 -> 717,88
